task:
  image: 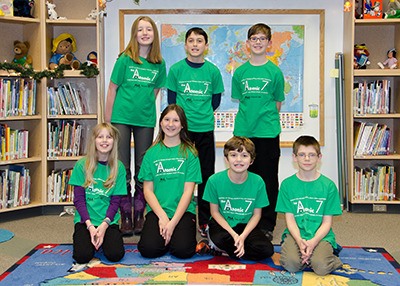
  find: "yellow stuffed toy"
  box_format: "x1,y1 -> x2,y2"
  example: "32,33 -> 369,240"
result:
49,33 -> 80,70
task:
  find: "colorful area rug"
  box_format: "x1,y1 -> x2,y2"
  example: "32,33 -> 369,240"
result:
0,244 -> 399,285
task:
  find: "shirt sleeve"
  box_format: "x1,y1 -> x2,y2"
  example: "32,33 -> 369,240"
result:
73,185 -> 90,223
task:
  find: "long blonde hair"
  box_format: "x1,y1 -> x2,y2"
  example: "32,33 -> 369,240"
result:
84,122 -> 120,189
121,16 -> 163,64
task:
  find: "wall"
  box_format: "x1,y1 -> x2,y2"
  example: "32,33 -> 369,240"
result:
103,0 -> 344,186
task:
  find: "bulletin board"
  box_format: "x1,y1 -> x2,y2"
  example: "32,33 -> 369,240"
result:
119,9 -> 325,147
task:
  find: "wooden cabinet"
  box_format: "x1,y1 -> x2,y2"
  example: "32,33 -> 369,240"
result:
344,0 -> 400,212
0,0 -> 103,212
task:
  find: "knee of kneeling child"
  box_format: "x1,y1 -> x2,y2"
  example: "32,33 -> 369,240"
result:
280,257 -> 303,273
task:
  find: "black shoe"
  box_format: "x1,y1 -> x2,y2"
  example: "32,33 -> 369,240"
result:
133,216 -> 144,235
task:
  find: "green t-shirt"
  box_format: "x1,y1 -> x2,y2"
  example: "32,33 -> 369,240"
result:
110,54 -> 167,127
203,169 -> 269,228
167,59 -> 224,132
232,60 -> 285,138
69,158 -> 127,226
138,143 -> 202,218
276,174 -> 342,248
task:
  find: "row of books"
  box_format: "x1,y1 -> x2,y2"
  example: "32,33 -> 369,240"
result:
0,165 -> 31,209
48,120 -> 84,157
47,169 -> 73,203
47,82 -> 89,116
353,80 -> 390,115
0,78 -> 37,117
0,124 -> 28,161
354,165 -> 396,201
353,121 -> 390,156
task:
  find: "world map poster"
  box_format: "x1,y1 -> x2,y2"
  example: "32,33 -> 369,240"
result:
161,24 -> 305,132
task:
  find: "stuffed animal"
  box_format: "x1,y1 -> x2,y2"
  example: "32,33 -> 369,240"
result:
49,33 -> 80,70
46,1 -> 66,20
86,51 -> 98,67
12,40 -> 33,68
13,0 -> 35,18
354,44 -> 370,69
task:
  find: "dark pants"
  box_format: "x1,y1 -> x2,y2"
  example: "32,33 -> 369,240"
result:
208,218 -> 274,261
138,211 -> 197,259
72,223 -> 125,264
248,136 -> 280,232
189,131 -> 215,226
113,124 -> 153,215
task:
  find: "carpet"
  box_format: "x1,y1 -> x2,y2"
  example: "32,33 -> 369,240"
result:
0,244 -> 399,285
0,229 -> 14,243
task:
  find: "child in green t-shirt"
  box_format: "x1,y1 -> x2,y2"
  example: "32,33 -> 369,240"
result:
105,16 -> 167,236
167,27 -> 224,238
276,135 -> 343,275
200,136 -> 274,261
69,123 -> 127,264
231,23 -> 285,240
137,104 -> 202,259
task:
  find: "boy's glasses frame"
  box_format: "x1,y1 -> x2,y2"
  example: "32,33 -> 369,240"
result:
296,153 -> 319,159
249,36 -> 268,42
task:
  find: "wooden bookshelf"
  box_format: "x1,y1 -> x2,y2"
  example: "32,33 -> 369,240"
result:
343,0 -> 400,212
0,0 -> 103,212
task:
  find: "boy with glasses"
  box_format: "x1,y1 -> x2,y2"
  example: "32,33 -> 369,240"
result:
231,23 -> 285,241
276,135 -> 343,275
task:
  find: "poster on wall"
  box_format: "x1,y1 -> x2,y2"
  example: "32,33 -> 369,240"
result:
120,10 -> 324,146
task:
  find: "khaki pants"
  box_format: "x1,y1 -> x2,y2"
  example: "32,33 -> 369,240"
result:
280,234 -> 343,276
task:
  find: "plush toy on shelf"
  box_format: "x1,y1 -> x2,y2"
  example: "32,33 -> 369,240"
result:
49,33 -> 80,70
86,51 -> 98,67
354,44 -> 370,69
377,48 -> 398,69
13,0 -> 35,18
12,40 -> 33,68
46,1 -> 66,20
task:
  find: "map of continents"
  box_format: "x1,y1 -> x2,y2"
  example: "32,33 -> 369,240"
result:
161,24 -> 304,113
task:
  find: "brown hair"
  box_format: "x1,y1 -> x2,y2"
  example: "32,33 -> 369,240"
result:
153,104 -> 197,157
247,23 -> 272,41
224,136 -> 256,161
292,135 -> 321,155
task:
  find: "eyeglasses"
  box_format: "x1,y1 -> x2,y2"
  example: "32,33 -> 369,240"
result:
296,153 -> 319,159
249,36 -> 268,43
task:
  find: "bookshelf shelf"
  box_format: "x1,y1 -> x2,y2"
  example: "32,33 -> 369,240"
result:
0,157 -> 42,165
0,0 -> 103,213
344,0 -> 400,212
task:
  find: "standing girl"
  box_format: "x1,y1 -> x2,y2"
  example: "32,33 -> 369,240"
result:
70,123 -> 127,264
105,16 -> 167,235
137,104 -> 202,259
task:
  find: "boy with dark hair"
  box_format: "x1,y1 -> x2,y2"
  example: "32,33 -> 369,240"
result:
276,135 -> 343,275
231,23 -> 285,240
199,136 -> 274,261
167,26 -> 225,237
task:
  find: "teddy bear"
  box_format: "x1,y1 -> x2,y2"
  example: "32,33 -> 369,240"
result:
49,33 -> 80,70
12,40 -> 33,68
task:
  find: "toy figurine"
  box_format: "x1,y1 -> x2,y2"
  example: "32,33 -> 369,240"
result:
12,40 -> 33,68
384,0 -> 400,18
363,0 -> 383,18
378,49 -> 398,69
86,51 -> 98,67
354,44 -> 370,69
46,1 -> 66,20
